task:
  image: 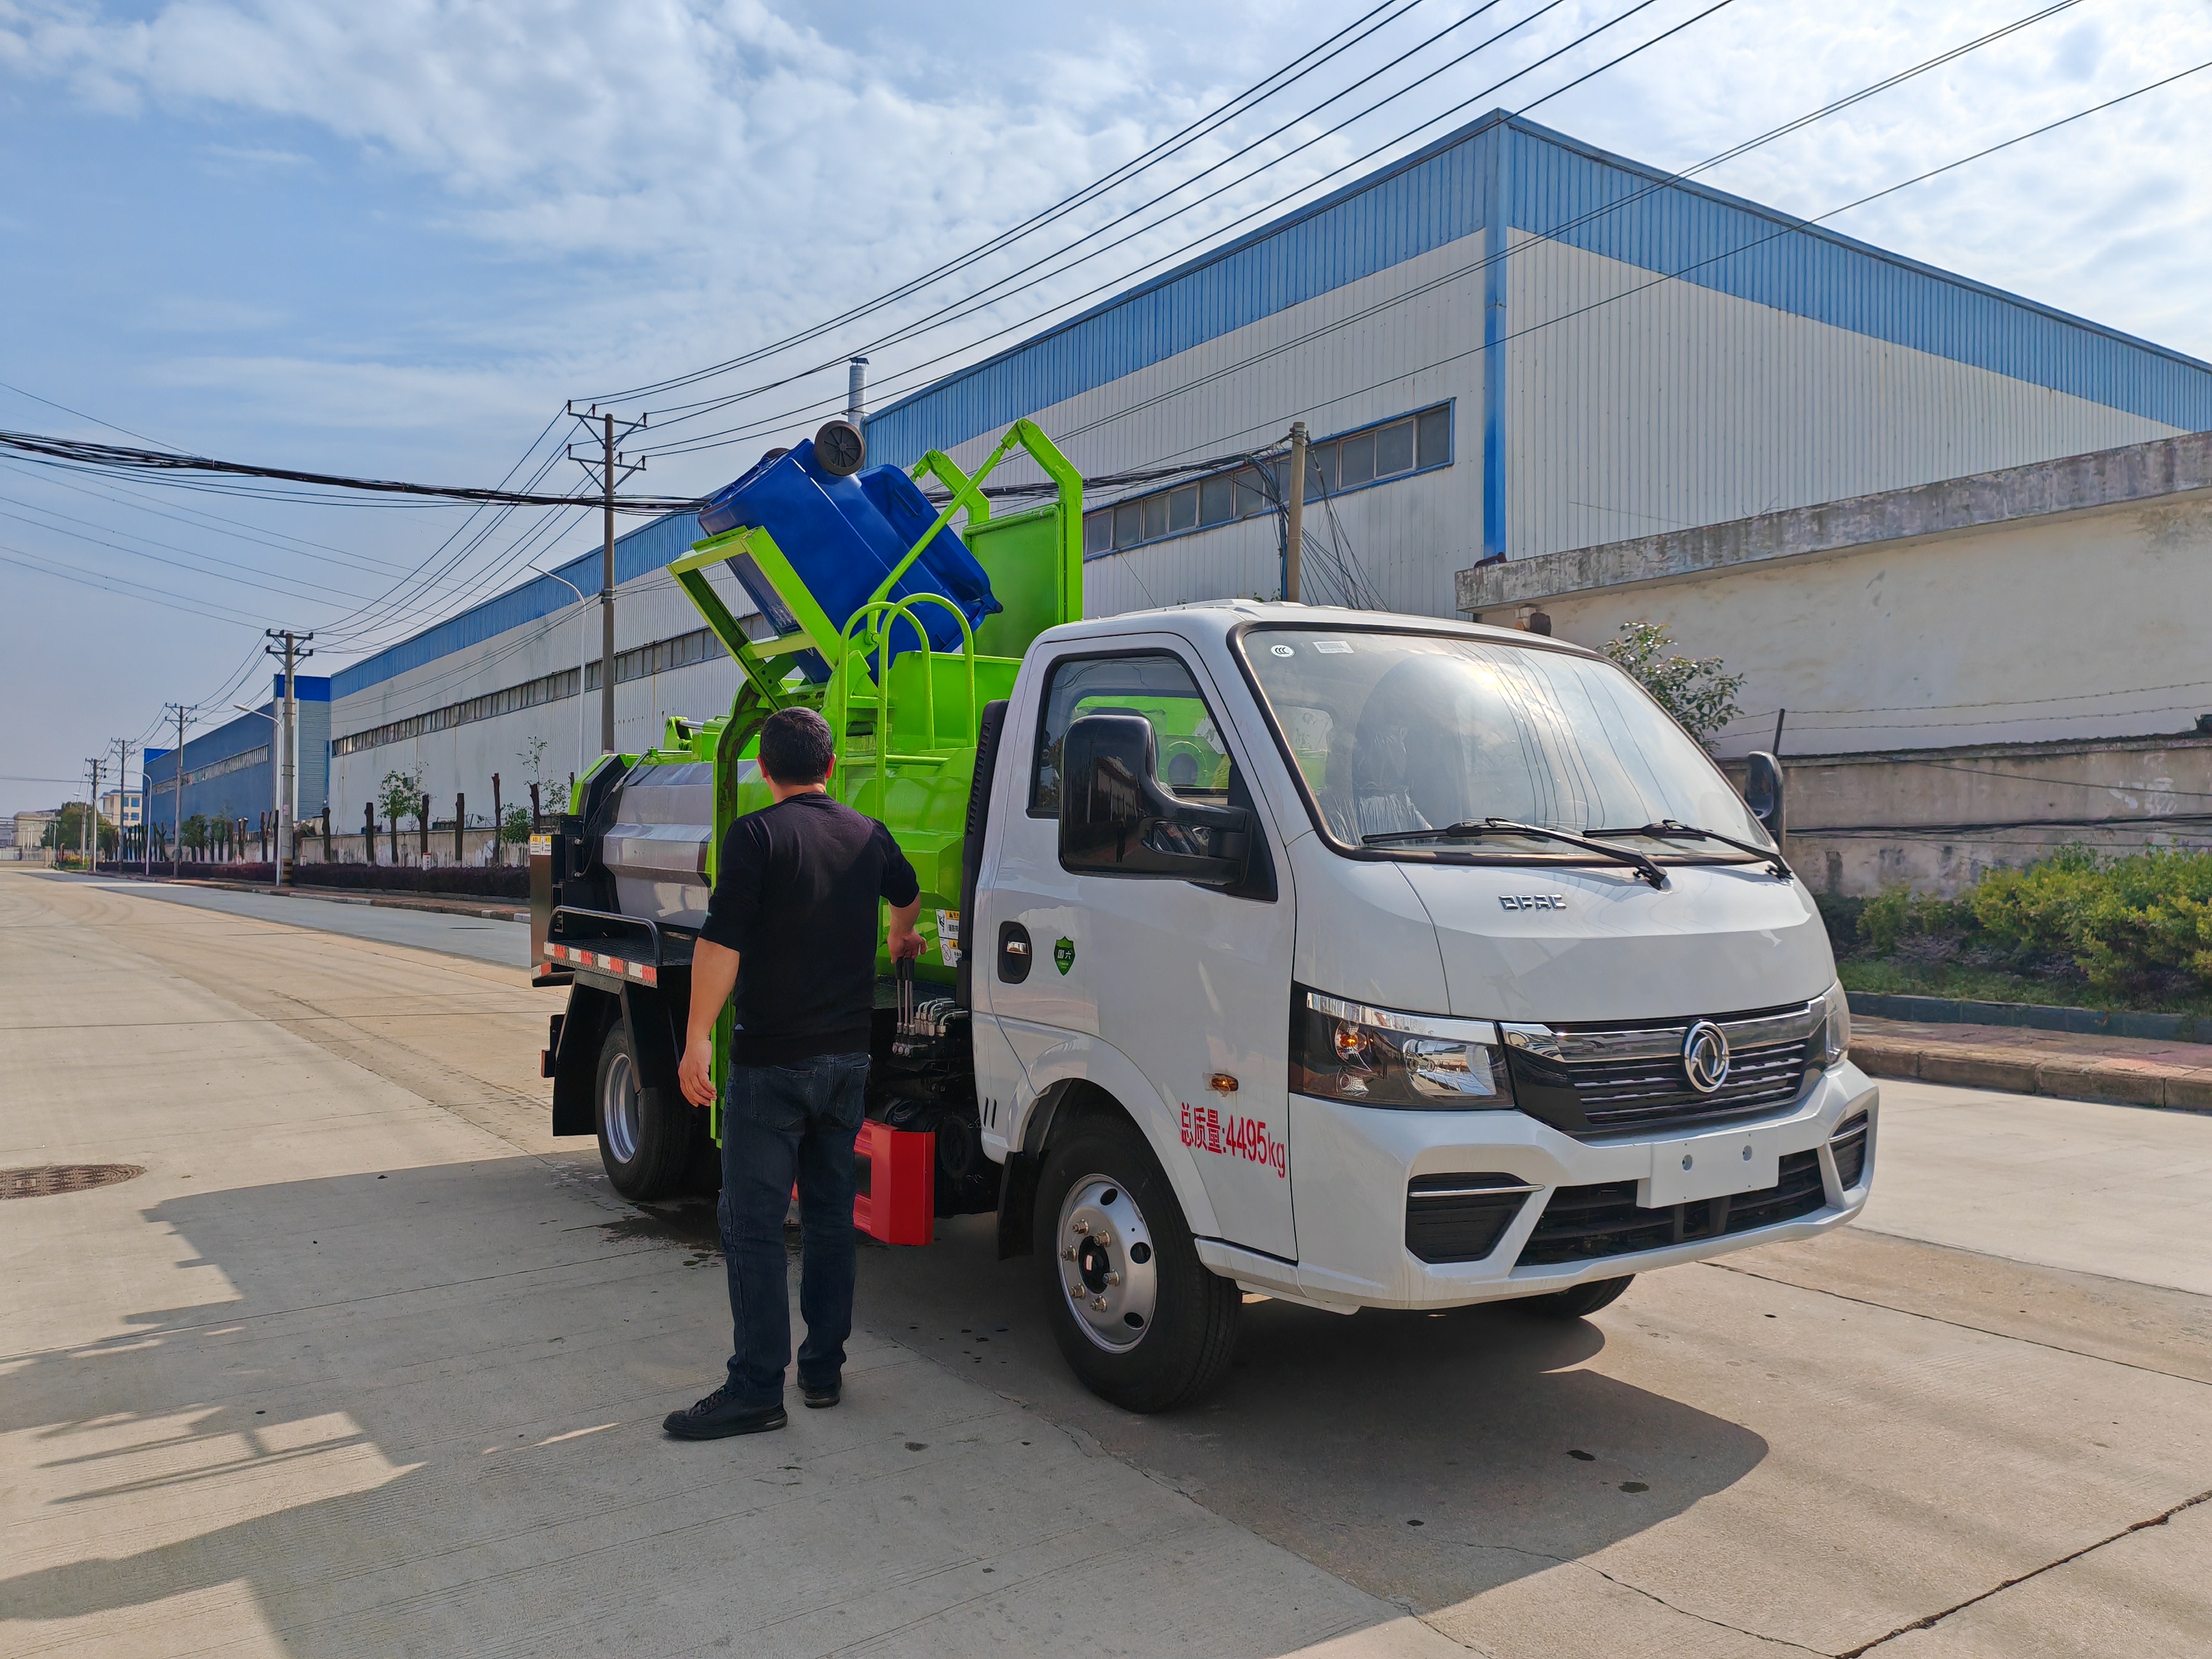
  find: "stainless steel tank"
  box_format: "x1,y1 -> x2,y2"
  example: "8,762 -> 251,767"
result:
599,760 -> 753,927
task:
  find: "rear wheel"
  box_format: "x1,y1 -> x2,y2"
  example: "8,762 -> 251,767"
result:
595,1020 -> 690,1201
1034,1115 -> 1239,1412
1519,1276 -> 1633,1318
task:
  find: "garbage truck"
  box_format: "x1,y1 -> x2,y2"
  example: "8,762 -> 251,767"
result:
532,416 -> 1877,1412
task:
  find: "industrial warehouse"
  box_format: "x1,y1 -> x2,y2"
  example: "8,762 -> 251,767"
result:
307,109 -> 2212,885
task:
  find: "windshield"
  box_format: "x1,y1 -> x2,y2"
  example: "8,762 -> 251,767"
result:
1238,626 -> 1769,859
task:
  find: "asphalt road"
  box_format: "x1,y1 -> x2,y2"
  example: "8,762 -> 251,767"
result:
55,873 -> 533,967
3,867 -> 2207,1657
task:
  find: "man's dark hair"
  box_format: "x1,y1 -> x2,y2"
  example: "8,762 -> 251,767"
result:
758,706 -> 836,785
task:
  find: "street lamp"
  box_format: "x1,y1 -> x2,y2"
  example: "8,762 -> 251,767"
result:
233,704 -> 281,893
528,564 -> 591,794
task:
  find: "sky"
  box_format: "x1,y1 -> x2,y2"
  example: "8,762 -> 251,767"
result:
3,0 -> 2210,816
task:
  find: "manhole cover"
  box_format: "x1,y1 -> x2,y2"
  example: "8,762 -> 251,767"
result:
0,1164 -> 146,1199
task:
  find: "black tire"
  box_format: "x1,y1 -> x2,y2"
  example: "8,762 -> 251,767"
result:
594,1020 -> 690,1201
813,419 -> 866,476
1519,1275 -> 1633,1318
1034,1114 -> 1239,1412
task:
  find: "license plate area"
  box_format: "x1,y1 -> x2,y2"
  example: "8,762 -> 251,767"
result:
1640,1124 -> 1781,1208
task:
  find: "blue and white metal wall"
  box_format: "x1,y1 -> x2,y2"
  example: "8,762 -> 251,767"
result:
870,111 -> 2212,618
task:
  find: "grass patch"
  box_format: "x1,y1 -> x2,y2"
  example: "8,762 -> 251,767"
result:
1829,845 -> 2212,1017
1837,958 -> 2212,1017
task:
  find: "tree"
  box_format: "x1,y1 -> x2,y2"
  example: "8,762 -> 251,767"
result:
379,766 -> 426,832
499,804 -> 533,847
181,814 -> 210,858
1601,621 -> 1745,748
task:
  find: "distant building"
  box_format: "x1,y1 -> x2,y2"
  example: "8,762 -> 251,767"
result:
143,675 -> 331,833
14,809 -> 58,849
100,789 -> 143,828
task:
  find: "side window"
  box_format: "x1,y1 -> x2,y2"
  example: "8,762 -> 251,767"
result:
1030,652 -> 1237,816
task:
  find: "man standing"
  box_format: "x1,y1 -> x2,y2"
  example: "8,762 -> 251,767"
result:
667,706 -> 922,1439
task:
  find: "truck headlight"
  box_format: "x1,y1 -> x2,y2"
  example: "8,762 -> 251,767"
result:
1816,980 -> 1851,1068
1290,987 -> 1517,1110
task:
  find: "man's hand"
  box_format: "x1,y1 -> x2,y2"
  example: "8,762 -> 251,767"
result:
682,938 -> 740,1109
886,895 -> 925,962
678,1038 -> 717,1108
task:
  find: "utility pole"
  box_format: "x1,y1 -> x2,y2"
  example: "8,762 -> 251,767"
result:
567,403 -> 647,763
111,737 -> 135,875
164,703 -> 193,879
82,757 -> 103,872
264,630 -> 314,890
1283,421 -> 1310,603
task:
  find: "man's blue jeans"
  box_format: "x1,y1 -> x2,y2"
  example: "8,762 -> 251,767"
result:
718,1053 -> 869,1408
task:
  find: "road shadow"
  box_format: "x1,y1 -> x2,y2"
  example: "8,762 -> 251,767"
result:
2,1157 -> 1768,1648
859,1213 -> 1771,1612
0,1155 -> 734,1654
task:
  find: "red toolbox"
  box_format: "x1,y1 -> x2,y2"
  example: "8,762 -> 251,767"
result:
854,1121 -> 934,1246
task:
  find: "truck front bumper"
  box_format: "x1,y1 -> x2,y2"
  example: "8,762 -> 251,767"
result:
1196,1063 -> 1877,1312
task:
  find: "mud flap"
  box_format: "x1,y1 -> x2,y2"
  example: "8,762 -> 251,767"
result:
551,984 -> 616,1136
996,1150 -> 1039,1260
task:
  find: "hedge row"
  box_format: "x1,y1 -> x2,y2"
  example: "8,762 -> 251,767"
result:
107,861 -> 528,899
1831,846 -> 2212,999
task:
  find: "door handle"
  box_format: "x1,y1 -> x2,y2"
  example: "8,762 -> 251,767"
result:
998,920 -> 1034,983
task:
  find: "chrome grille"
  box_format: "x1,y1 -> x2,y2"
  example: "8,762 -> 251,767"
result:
1503,1000 -> 1823,1138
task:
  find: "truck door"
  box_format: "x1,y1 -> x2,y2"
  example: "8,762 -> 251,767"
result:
978,640 -> 1297,1262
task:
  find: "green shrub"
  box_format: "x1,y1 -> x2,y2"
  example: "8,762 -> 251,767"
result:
1970,845 -> 2212,997
1971,845 -> 2103,959
1856,887 -> 1977,957
2070,853 -> 2212,995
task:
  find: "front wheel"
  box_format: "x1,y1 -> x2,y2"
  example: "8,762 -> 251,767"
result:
1518,1276 -> 1634,1318
1034,1115 -> 1239,1412
595,1020 -> 691,1201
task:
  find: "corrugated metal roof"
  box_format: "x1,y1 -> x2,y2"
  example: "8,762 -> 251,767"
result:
868,111 -> 2212,466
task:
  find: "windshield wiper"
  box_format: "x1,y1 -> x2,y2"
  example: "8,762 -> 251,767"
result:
1588,819 -> 1792,881
1362,818 -> 1668,888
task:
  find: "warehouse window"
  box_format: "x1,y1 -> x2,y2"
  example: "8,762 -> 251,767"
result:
332,625 -> 724,758
1080,402 -> 1451,559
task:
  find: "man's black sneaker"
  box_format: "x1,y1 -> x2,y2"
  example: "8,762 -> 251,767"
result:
663,1384 -> 787,1440
800,1380 -> 841,1409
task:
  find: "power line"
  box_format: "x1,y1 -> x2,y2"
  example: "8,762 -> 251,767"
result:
1094,51 -> 2212,482
591,0 -> 1425,406
0,428 -> 693,512
638,0 -> 1709,456
637,0 -> 1553,431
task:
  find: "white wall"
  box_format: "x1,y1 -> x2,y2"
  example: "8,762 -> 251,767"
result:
1530,484 -> 2212,757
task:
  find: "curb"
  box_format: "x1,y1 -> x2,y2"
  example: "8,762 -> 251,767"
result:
1852,1035 -> 2212,1115
1847,990 -> 2208,1044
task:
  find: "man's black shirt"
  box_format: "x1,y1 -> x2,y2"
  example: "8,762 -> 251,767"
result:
699,792 -> 921,1065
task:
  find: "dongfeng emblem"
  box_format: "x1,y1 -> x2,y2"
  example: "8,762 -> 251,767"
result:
1681,1020 -> 1731,1094
1053,937 -> 1075,975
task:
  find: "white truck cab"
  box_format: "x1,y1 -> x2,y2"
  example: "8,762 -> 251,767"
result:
969,601 -> 1874,1408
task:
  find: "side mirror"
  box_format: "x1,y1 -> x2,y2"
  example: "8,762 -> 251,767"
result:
1058,714 -> 1251,886
1743,750 -> 1786,841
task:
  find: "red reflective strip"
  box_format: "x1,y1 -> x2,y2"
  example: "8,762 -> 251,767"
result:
640,965 -> 657,986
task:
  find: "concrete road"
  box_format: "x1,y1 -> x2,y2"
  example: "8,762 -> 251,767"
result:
50,873 -> 533,968
3,869 -> 2207,1658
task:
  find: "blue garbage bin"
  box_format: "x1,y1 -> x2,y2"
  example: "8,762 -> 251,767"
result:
698,439 -> 999,667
